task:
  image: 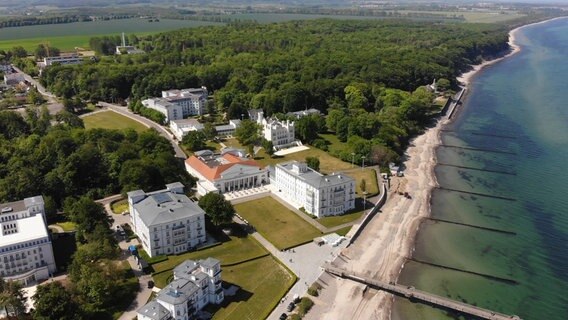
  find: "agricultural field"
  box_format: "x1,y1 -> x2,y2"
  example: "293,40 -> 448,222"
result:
83,110 -> 148,132
0,18 -> 222,51
391,10 -> 526,23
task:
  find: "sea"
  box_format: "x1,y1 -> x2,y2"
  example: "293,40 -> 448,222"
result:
392,17 -> 568,320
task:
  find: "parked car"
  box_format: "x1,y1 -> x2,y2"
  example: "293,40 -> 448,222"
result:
286,302 -> 295,312
279,313 -> 287,320
147,280 -> 154,289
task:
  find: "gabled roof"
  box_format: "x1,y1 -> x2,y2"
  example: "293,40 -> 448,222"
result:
132,191 -> 205,227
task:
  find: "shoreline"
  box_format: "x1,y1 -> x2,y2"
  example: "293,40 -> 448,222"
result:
306,16 -> 567,320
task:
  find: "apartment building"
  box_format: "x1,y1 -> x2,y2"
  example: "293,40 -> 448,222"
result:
128,183 -> 207,258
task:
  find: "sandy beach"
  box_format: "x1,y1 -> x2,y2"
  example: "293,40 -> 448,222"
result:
303,18 -> 562,320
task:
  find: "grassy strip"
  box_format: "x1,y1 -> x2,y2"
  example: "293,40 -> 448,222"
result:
83,110 -> 148,133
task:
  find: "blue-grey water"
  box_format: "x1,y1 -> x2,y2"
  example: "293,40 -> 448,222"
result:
393,17 -> 568,320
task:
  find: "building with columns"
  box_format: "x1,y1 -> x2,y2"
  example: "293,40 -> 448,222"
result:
185,149 -> 268,196
0,196 -> 57,286
271,161 -> 356,218
137,257 -> 224,320
128,183 -> 207,258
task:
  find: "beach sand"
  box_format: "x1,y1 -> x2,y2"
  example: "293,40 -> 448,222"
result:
303,19 -> 551,320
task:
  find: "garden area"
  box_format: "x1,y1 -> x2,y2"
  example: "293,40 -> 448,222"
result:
234,196 -> 322,250
111,199 -> 129,215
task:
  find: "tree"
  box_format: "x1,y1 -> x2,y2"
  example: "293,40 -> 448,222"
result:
235,119 -> 261,147
306,156 -> 320,172
55,110 -> 84,128
182,130 -> 207,151
360,178 -> 367,194
436,78 -> 451,92
202,122 -> 217,140
27,87 -> 45,105
33,282 -> 81,320
10,46 -> 27,58
198,192 -> 235,226
326,108 -> 345,132
295,115 -> 319,143
262,139 -> 274,157
0,278 -> 26,319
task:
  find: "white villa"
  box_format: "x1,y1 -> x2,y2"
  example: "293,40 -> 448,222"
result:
127,183 -> 207,258
0,196 -> 57,286
185,149 -> 268,196
249,109 -> 297,150
271,161 -> 356,218
137,258 -> 224,320
142,87 -> 209,122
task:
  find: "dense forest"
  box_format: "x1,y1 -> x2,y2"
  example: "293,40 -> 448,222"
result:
40,19 -> 509,159
0,109 -> 193,206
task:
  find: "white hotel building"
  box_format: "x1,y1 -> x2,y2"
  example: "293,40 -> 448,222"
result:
249,109 -> 297,150
142,87 -> 208,122
271,161 -> 356,218
0,196 -> 57,286
128,183 -> 206,258
137,258 -> 223,320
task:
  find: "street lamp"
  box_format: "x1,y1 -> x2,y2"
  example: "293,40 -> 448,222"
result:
363,191 -> 368,211
351,152 -> 355,168
361,156 -> 366,171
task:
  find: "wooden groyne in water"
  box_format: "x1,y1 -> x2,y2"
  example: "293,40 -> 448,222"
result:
324,265 -> 522,320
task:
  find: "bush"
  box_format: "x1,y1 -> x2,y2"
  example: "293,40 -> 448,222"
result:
298,297 -> 314,316
307,282 -> 322,297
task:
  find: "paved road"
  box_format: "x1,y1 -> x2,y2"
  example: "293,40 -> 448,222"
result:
99,194 -> 154,320
97,102 -> 187,159
11,65 -> 64,115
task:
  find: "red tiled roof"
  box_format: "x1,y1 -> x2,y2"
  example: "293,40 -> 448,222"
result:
186,155 -> 262,181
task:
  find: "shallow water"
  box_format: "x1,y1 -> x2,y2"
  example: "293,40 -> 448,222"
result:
393,18 -> 568,320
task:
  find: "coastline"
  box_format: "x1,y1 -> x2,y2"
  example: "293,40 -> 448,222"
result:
305,16 -> 567,320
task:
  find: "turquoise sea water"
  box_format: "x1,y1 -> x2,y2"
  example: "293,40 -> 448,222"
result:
392,18 -> 568,320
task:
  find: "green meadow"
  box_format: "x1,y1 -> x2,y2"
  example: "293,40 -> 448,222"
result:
0,18 -> 222,51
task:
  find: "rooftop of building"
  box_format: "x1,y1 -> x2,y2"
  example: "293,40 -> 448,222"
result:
129,190 -> 205,227
0,214 -> 49,248
137,300 -> 170,320
186,149 -> 263,181
276,161 -> 355,188
162,87 -> 208,100
170,118 -> 204,127
200,257 -> 220,269
157,277 -> 199,305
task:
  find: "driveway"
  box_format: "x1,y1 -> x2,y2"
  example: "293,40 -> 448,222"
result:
97,102 -> 187,159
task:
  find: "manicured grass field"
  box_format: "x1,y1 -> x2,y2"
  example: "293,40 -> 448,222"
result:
334,226 -> 353,237
152,234 -> 268,288
111,199 -> 128,215
234,197 -> 322,250
83,110 -> 148,132
342,168 -> 379,197
255,147 -> 352,174
0,18 -> 222,51
209,256 -> 296,320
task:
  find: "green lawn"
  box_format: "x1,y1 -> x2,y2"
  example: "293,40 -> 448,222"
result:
234,197 -> 322,250
317,209 -> 364,229
152,234 -> 268,288
111,199 -> 128,215
0,18 -> 222,51
255,146 -> 352,174
83,110 -> 148,132
342,168 -> 379,197
55,221 -> 78,232
318,133 -> 349,155
335,226 -> 353,237
209,256 -> 296,320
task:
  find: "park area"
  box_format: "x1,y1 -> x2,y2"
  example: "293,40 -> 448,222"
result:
149,226 -> 295,320
83,110 -> 148,132
234,196 -> 322,250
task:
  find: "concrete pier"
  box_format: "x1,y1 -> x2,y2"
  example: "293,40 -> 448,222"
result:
324,265 -> 522,320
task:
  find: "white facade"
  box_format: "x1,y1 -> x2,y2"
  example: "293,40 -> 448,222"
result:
128,183 -> 206,258
271,161 -> 355,218
170,119 -> 204,141
185,149 -> 268,196
143,87 -> 208,123
250,110 -> 297,150
169,119 -> 241,141
137,258 -> 223,320
42,54 -> 83,67
0,196 -> 57,286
